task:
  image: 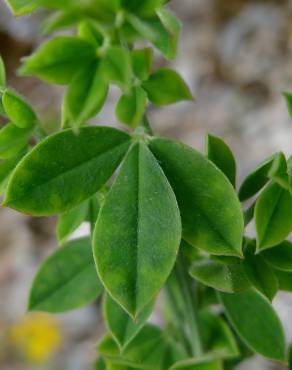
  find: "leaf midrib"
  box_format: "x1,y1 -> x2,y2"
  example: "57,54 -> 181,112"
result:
134,143 -> 142,315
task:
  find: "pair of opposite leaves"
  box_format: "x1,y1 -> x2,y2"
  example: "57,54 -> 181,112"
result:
4,126 -> 244,317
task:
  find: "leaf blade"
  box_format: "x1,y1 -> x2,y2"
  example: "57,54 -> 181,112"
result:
104,294 -> 155,350
94,142 -> 181,317
206,134 -> 236,187
255,182 -> 292,251
4,126 -> 130,215
28,237 -> 103,312
218,289 -> 286,361
19,36 -> 96,84
189,259 -> 250,293
142,68 -> 192,106
149,137 -> 244,257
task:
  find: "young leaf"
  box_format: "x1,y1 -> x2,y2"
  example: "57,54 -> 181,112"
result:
104,294 -> 155,350
101,47 -> 132,91
28,237 -> 103,313
98,325 -> 169,368
57,199 -> 89,243
274,269 -> 292,292
157,6 -> 182,49
199,310 -> 239,359
255,182 -> 292,251
218,289 -> 286,361
242,254 -> 278,301
206,134 -> 236,187
243,201 -> 255,226
0,55 -> 6,86
5,0 -> 38,15
94,142 -> 181,317
78,20 -> 103,47
122,0 -> 164,17
4,126 -> 130,215
116,86 -> 147,127
0,151 -> 26,195
131,48 -> 153,81
142,68 -> 192,106
283,91 -> 292,117
2,89 -> 37,128
238,154 -> 277,202
19,36 -> 96,84
268,152 -> 289,189
170,356 -> 223,370
149,137 -> 244,257
0,123 -> 31,159
262,241 -> 292,271
189,260 -> 250,293
42,10 -> 81,35
128,13 -> 179,60
95,357 -> 106,370
64,60 -> 108,128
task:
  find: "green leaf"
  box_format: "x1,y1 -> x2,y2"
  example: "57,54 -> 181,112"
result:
206,134 -> 236,187
98,324 -> 169,370
274,269 -> 292,292
289,345 -> 292,370
101,47 -> 132,91
95,357 -> 106,370
199,310 -> 239,359
262,241 -> 292,271
238,154 -> 277,202
105,363 -> 138,370
189,260 -> 250,293
42,10 -> 81,35
64,60 -> 108,128
242,254 -> 278,301
93,142 -> 181,317
5,0 -> 38,15
4,126 -> 130,216
283,91 -> 292,117
28,237 -> 103,312
142,68 -> 192,106
157,6 -> 181,54
0,151 -> 26,195
131,48 -> 153,81
2,89 -> 37,128
19,36 -> 96,84
122,0 -> 164,17
0,123 -> 31,159
0,55 -> 6,86
170,356 -> 223,370
149,137 -> 244,257
218,289 -> 286,361
128,13 -> 178,60
116,86 -> 147,128
255,182 -> 292,251
268,152 -> 289,189
57,199 -> 89,243
103,294 -> 155,350
78,20 -> 103,47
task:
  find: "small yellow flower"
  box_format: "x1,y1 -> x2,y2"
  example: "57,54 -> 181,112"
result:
9,313 -> 61,364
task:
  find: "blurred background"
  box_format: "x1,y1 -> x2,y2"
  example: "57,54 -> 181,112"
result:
1,0 -> 292,369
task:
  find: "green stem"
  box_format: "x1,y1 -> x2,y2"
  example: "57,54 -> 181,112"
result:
164,281 -> 192,355
89,198 -> 96,236
141,114 -> 154,135
175,256 -> 203,357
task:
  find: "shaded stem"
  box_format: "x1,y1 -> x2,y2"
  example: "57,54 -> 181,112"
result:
174,256 -> 203,357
